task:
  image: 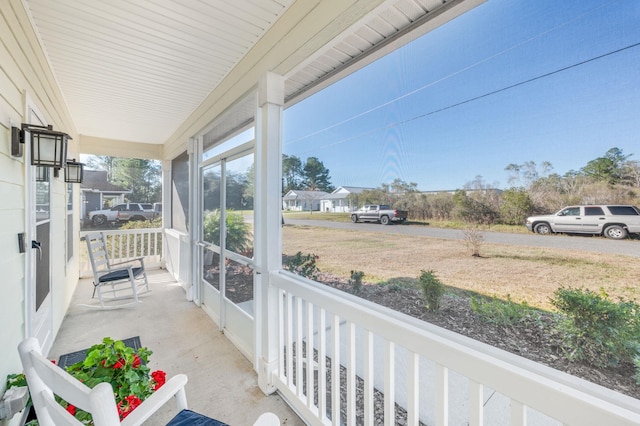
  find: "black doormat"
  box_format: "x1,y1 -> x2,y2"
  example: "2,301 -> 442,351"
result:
57,336 -> 142,369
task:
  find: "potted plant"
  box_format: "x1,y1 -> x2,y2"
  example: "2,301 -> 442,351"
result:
12,337 -> 167,425
60,337 -> 166,422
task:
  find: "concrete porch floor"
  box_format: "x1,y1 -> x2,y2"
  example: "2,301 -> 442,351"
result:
49,269 -> 305,425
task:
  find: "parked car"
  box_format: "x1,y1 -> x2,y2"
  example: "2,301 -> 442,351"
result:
525,205 -> 640,239
350,204 -> 408,225
87,203 -> 155,226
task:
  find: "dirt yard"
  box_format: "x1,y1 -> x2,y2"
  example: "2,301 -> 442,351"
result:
282,224 -> 640,399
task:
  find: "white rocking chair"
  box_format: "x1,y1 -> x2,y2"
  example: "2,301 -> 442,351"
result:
84,232 -> 150,308
18,338 -> 281,426
18,337 -> 188,426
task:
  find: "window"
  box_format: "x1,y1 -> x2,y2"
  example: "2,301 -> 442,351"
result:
67,184 -> 73,262
607,205 -> 639,215
584,207 -> 604,215
561,208 -> 580,216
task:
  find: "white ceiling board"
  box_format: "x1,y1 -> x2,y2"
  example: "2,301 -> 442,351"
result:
25,0 -> 293,144
23,0 -> 482,146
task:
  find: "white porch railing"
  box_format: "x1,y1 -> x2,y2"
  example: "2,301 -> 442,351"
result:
271,271 -> 640,426
79,228 -> 163,278
164,229 -> 191,287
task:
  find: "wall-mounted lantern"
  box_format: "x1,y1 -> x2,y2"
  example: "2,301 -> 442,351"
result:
11,123 -> 71,169
64,160 -> 84,184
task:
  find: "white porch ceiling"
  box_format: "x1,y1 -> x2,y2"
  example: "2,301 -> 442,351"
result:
24,0 -> 476,146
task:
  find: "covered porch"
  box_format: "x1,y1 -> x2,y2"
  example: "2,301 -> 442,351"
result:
72,229 -> 640,425
49,268 -> 303,425
2,1 -> 640,425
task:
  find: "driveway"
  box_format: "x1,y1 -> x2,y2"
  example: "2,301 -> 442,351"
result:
284,219 -> 640,258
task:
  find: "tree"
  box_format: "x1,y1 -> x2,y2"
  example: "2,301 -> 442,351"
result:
621,160 -> 640,187
110,158 -> 161,203
505,161 -> 553,188
225,170 -> 250,210
301,157 -> 334,192
452,189 -> 498,224
85,156 -> 118,180
500,187 -> 534,225
387,178 -> 419,194
580,147 -> 631,185
282,154 -> 302,195
243,163 -> 255,208
359,187 -> 394,206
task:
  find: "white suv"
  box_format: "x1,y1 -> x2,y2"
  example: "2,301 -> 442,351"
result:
525,205 -> 640,239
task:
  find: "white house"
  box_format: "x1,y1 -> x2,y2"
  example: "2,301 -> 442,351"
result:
282,189 -> 328,211
320,186 -> 373,212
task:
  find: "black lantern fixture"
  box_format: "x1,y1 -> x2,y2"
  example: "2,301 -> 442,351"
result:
65,160 -> 84,184
11,123 -> 71,169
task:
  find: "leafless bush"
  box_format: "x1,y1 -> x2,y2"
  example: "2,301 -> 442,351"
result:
463,226 -> 484,257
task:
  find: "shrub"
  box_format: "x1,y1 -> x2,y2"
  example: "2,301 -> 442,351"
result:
118,217 -> 162,230
418,270 -> 445,312
284,252 -> 320,280
203,209 -> 252,254
550,287 -> 640,367
462,226 -> 484,257
471,295 -> 533,326
349,270 -> 365,294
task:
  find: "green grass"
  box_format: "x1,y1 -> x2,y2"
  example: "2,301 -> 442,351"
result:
283,212 -> 351,222
408,219 -> 529,233
283,212 -> 531,233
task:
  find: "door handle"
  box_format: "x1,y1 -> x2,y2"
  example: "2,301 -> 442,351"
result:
31,240 -> 42,260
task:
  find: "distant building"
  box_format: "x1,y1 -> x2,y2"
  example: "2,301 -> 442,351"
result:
320,186 -> 373,212
420,188 -> 503,195
81,170 -> 131,218
282,189 -> 329,211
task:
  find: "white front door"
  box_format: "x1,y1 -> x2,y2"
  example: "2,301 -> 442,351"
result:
24,105 -> 53,354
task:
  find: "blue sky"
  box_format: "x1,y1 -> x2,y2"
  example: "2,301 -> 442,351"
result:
282,0 -> 640,191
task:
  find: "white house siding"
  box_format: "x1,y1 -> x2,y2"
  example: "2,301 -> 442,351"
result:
0,1 -> 80,419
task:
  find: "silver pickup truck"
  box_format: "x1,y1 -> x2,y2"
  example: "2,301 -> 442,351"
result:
350,204 -> 408,225
525,204 -> 640,239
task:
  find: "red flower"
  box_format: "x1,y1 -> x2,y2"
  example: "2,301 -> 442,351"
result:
132,354 -> 141,368
117,395 -> 143,420
66,404 -> 76,416
151,370 -> 166,390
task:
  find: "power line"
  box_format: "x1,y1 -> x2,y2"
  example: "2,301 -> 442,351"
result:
295,40 -> 640,154
284,0 -> 617,148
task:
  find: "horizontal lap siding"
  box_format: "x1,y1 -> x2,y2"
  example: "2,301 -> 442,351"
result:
0,0 -> 78,409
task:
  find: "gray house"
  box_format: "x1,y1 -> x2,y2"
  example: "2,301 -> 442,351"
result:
80,170 -> 131,218
320,186 -> 372,212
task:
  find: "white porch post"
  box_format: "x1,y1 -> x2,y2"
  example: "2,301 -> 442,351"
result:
160,160 -> 170,269
255,72 -> 284,394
